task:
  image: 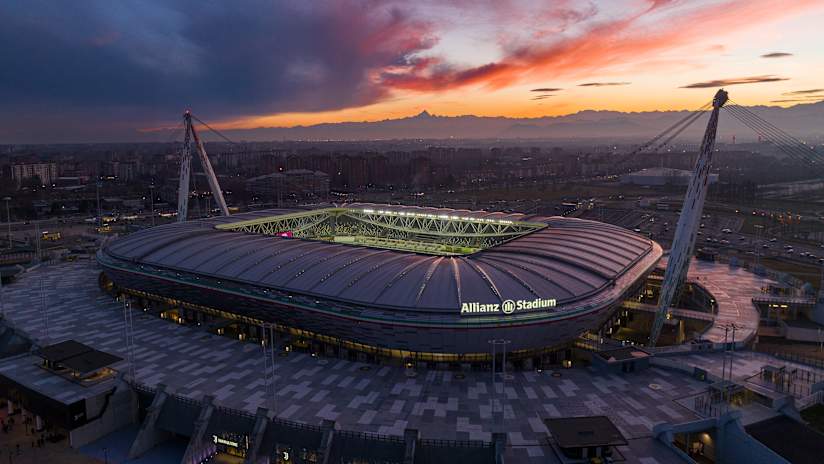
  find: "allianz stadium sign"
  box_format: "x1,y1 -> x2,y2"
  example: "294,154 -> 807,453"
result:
460,298 -> 557,316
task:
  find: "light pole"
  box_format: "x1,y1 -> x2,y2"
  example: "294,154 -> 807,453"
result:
149,185 -> 156,227
261,322 -> 271,413
40,273 -> 49,344
0,259 -> 4,320
721,326 -> 729,381
2,197 -> 10,249
270,324 -> 276,416
96,181 -> 102,229
0,197 -> 8,320
488,339 -> 511,431
754,224 -> 763,269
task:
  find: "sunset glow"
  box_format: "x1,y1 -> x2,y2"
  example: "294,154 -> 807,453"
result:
2,0 -> 823,140
215,0 -> 824,130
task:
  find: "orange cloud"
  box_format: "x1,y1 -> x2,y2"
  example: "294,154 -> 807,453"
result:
578,82 -> 631,87
376,0 -> 821,94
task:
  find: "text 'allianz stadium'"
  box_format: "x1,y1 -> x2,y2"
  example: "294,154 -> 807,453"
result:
98,204 -> 661,360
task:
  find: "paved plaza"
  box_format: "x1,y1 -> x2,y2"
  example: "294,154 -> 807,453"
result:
0,261 -> 809,463
665,257 -> 774,345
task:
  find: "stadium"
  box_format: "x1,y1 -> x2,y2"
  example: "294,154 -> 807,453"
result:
97,203 -> 662,366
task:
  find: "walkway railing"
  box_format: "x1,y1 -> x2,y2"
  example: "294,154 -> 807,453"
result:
798,391 -> 824,410
125,380 -> 492,447
752,347 -> 824,370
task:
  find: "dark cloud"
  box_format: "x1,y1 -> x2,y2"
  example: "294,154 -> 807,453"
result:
577,82 -> 631,87
783,89 -> 824,95
0,0 -> 435,141
530,94 -> 554,100
770,98 -> 824,103
761,52 -> 793,58
680,75 -> 789,88
530,88 -> 562,92
769,93 -> 824,103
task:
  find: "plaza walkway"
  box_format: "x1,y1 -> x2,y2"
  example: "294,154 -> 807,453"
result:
0,262 -> 771,463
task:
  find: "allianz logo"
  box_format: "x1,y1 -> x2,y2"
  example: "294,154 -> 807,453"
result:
460,298 -> 557,315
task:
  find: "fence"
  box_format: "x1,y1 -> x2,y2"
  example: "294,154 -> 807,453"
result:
336,429 -> 404,444
752,347 -> 824,370
125,381 -> 493,450
418,438 -> 490,448
714,253 -> 807,289
797,390 -> 824,410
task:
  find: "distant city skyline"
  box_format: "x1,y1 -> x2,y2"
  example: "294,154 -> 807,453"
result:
2,0 -> 824,142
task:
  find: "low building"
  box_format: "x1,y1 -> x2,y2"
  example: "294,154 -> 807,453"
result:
622,167 -> 718,187
591,346 -> 652,374
545,416 -> 628,462
11,162 -> 57,187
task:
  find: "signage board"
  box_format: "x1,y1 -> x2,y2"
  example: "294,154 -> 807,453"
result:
460,297 -> 556,316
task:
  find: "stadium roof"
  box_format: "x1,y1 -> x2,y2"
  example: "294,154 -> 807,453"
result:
102,204 -> 656,314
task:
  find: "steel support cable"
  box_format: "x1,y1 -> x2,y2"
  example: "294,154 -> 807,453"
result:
725,108 -> 807,159
630,101 -> 712,156
726,102 -> 820,159
724,105 -> 824,170
613,102 -> 712,171
163,120 -> 185,145
725,109 -> 824,178
729,100 -> 818,152
724,105 -> 812,161
650,109 -> 708,153
724,106 -> 812,163
725,115 -> 820,174
727,104 -> 823,166
191,114 -> 238,145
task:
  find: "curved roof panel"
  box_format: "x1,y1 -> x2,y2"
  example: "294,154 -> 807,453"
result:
102,204 -> 657,314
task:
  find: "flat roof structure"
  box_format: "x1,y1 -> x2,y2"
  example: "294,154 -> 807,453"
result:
38,339 -> 123,374
0,353 -> 120,406
746,415 -> 824,464
39,340 -> 92,363
544,416 -> 628,449
596,347 -> 651,363
61,350 -> 123,375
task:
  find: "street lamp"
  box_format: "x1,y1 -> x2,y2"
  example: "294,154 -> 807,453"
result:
149,185 -> 156,227
488,339 -> 511,432
96,181 -> 102,229
2,197 -> 10,249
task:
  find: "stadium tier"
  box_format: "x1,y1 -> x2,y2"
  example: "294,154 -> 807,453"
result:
98,204 -> 662,363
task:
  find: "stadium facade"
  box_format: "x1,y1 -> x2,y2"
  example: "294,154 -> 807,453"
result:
98,204 -> 661,366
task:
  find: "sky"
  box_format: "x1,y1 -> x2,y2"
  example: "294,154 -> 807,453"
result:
1,0 -> 823,142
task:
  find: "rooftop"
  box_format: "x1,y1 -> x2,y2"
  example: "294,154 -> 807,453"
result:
101,204 -> 659,315
746,415 -> 824,464
596,347 -> 651,362
544,416 -> 627,449
38,339 -> 123,374
38,339 -> 92,363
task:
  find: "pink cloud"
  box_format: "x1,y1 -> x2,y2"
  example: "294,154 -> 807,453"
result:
375,0 -> 822,93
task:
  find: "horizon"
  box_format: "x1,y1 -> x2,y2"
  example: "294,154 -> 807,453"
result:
6,97 -> 822,145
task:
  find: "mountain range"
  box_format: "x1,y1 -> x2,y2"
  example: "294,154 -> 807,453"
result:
218,101 -> 824,143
